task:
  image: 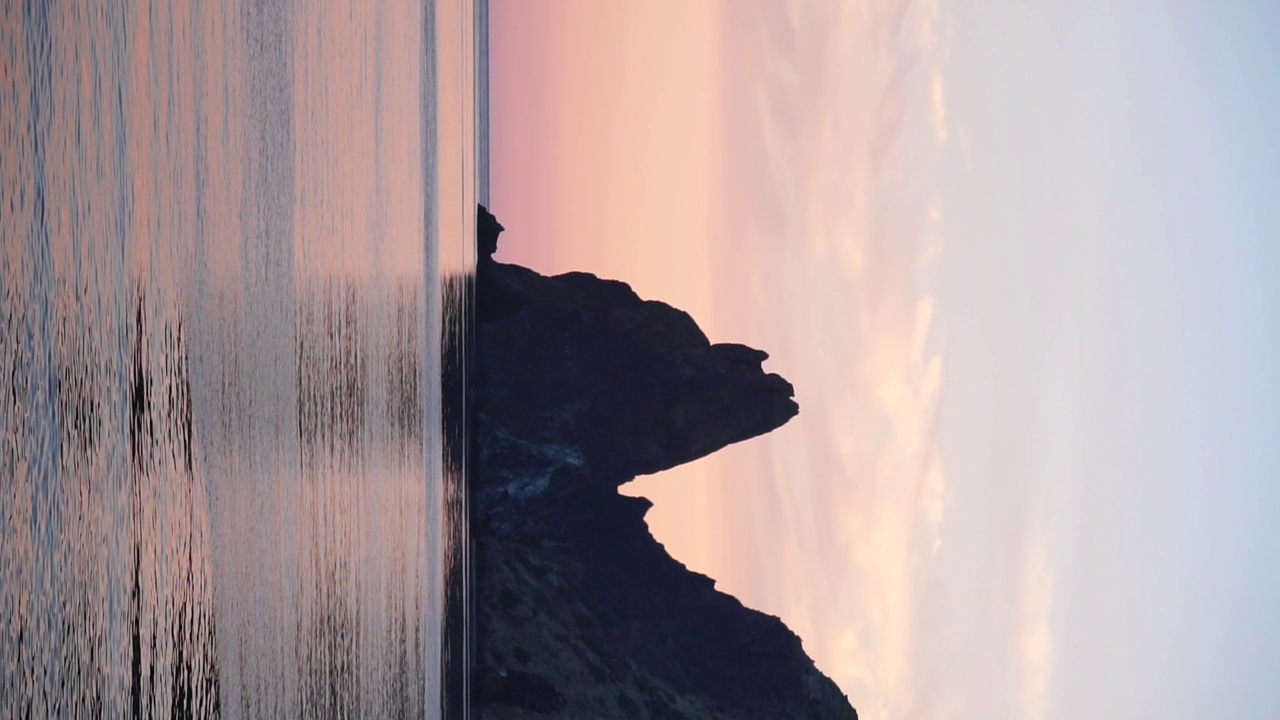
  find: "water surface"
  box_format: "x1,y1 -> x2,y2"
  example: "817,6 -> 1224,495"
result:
1,0 -> 477,716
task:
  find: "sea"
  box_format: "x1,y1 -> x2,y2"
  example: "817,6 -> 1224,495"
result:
1,0 -> 484,717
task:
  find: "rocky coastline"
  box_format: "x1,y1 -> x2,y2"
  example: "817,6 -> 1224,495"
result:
473,206 -> 857,720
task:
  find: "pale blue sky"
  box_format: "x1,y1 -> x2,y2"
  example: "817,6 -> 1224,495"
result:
937,1 -> 1280,717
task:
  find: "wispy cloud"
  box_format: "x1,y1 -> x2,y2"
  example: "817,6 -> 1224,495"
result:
704,2 -> 954,717
930,69 -> 950,145
920,0 -> 951,145
1018,519 -> 1057,720
491,2 -> 1057,717
681,1 -> 1051,718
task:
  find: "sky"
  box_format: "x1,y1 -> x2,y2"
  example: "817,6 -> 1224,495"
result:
488,2 -> 1280,718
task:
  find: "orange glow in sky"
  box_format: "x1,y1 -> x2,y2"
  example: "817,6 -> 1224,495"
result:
489,1 -> 719,324
490,3 -> 952,716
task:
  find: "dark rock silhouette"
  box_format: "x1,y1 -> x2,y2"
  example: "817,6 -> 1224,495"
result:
476,222 -> 798,481
475,667 -> 567,714
479,204 -> 505,260
474,207 -> 855,719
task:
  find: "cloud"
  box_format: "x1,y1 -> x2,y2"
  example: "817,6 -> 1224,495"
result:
1018,521 -> 1057,720
704,2 -> 955,717
930,69 -> 949,145
697,2 -> 1052,718
919,0 -> 951,147
512,3 -> 1050,719
487,0 -> 1070,717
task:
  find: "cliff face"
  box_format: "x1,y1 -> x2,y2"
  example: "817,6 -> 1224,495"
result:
477,263 -> 798,482
474,207 -> 856,720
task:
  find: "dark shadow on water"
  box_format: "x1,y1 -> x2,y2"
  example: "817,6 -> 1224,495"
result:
442,271 -> 474,720
2,282 -> 222,718
3,271 -> 469,718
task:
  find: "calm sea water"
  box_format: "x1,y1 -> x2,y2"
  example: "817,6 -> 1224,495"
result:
1,0 -> 479,717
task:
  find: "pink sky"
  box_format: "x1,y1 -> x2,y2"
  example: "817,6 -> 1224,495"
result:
489,3 -> 1035,718
489,2 -> 718,324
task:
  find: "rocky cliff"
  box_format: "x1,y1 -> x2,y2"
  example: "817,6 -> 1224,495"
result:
474,207 -> 857,720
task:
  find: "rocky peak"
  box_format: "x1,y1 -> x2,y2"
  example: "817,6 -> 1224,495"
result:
474,207 -> 855,719
476,211 -> 798,482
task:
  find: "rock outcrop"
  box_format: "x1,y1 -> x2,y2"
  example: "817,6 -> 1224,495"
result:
477,222 -> 798,482
479,205 -> 505,260
474,206 -> 855,720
